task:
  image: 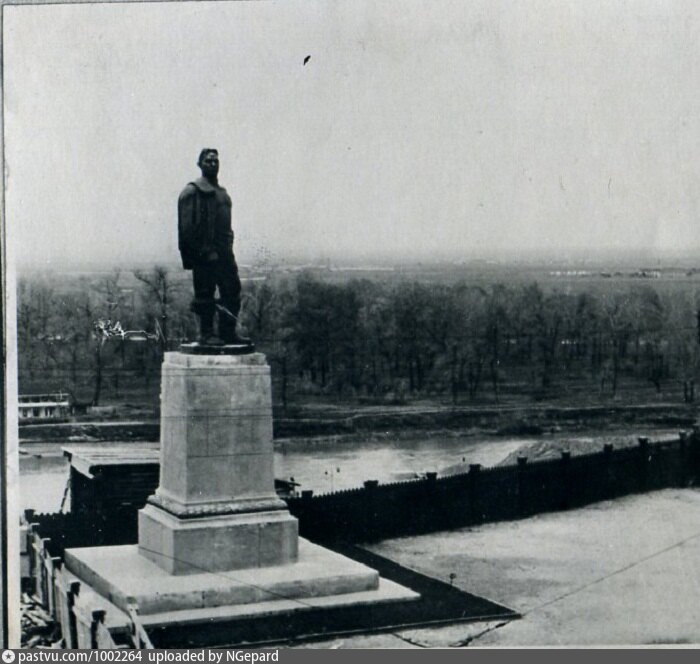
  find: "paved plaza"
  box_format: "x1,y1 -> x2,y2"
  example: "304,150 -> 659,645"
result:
299,489 -> 700,647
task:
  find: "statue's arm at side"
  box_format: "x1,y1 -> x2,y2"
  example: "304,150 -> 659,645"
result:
226,191 -> 234,251
178,186 -> 198,269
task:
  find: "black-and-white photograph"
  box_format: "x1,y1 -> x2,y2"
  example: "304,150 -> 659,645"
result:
5,0 -> 700,650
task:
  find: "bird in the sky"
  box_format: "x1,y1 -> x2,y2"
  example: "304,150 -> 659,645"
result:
303,55 -> 311,66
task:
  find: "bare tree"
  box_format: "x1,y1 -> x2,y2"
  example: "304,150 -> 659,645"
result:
134,266 -> 179,355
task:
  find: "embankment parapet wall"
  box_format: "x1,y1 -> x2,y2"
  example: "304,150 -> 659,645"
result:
26,429 -> 700,554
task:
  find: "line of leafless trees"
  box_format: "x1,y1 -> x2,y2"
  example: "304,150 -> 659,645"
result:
16,268 -> 700,407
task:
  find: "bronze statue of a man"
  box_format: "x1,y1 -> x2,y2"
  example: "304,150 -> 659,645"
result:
178,149 -> 249,346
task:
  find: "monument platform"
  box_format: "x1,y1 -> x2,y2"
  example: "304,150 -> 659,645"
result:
65,539 -> 417,622
63,350 -> 419,643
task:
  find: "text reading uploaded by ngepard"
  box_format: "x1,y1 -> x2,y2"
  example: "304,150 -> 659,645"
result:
10,652 -> 280,663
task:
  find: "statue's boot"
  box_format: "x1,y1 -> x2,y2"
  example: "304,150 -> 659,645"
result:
199,312 -> 225,346
219,316 -> 251,346
226,331 -> 252,345
220,327 -> 252,346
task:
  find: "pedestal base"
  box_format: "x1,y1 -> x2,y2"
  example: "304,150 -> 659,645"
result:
138,504 -> 298,575
64,539 -> 418,625
180,342 -> 255,355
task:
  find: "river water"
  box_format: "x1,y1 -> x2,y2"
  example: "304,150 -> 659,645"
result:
19,428 -> 679,514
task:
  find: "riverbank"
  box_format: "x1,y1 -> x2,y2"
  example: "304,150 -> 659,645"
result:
17,400 -> 697,443
21,423 -> 681,515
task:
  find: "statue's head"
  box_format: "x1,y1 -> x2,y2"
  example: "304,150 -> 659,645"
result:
197,148 -> 219,179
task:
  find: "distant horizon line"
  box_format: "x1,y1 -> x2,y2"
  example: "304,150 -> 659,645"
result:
15,247 -> 700,274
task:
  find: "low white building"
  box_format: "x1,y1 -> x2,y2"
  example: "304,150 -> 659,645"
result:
18,392 -> 71,422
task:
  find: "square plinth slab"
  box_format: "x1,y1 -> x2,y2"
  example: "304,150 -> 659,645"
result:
63,538 -> 417,619
138,504 -> 298,575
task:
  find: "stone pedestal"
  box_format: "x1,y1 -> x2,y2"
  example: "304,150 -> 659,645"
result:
138,352 -> 297,574
65,351 -> 418,639
138,507 -> 298,575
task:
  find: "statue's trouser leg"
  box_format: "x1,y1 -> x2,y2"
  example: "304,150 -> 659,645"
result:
191,264 -> 219,342
214,257 -> 242,343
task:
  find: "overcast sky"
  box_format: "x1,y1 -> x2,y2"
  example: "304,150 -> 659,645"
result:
5,0 -> 700,267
